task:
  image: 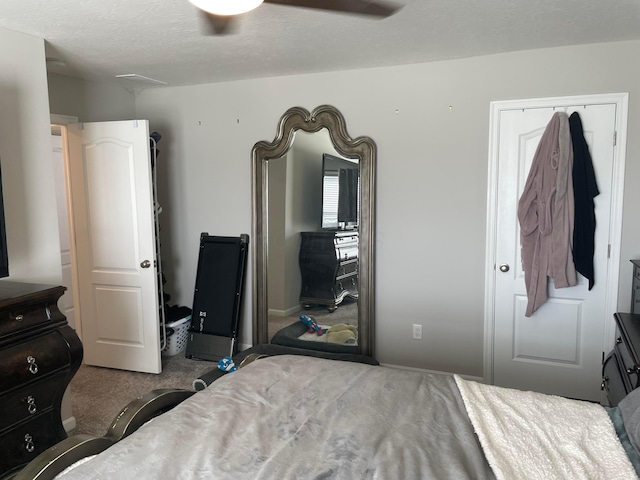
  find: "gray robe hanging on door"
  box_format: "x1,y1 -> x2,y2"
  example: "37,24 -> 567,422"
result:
518,112 -> 577,317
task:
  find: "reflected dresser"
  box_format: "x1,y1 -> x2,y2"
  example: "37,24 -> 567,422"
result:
0,282 -> 82,478
299,231 -> 358,312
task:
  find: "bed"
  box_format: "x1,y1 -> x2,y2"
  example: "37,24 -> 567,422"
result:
15,350 -> 640,480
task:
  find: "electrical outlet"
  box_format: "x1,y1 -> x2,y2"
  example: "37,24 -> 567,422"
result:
412,324 -> 422,340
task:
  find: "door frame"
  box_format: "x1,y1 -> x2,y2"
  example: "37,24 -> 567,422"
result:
483,93 -> 629,385
51,114 -> 82,342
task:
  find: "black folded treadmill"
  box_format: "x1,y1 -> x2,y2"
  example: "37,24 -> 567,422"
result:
185,233 -> 249,361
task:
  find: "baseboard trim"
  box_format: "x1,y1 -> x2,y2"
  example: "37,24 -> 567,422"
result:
63,415 -> 77,433
268,305 -> 302,317
230,349 -> 486,383
379,362 -> 485,383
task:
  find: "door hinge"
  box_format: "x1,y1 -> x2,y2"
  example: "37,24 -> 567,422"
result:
613,131 -> 617,146
608,244 -> 611,258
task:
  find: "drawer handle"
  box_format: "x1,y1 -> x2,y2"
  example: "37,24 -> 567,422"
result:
601,376 -> 609,390
627,365 -> 640,375
617,337 -> 623,344
27,356 -> 39,375
26,395 -> 37,415
24,433 -> 35,453
15,314 -> 24,321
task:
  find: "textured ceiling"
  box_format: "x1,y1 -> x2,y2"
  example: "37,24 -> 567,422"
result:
1,0 -> 639,89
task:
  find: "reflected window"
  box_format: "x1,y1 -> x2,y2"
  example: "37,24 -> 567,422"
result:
321,153 -> 359,230
322,173 -> 339,228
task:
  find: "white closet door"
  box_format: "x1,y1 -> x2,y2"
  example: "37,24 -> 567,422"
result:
486,94 -> 627,401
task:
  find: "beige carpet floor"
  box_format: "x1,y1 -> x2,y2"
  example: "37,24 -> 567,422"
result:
69,354 -> 215,437
70,299 -> 358,438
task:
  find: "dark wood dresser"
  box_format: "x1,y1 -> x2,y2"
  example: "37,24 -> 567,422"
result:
0,282 -> 82,478
631,260 -> 640,314
602,312 -> 640,407
299,231 -> 358,312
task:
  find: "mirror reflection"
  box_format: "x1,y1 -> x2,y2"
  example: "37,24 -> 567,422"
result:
252,105 -> 375,357
266,130 -> 359,348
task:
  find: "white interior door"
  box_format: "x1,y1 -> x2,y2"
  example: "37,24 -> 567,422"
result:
67,120 -> 161,374
487,94 -> 627,401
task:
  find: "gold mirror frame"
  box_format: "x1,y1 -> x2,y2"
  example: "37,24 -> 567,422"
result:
251,105 -> 376,357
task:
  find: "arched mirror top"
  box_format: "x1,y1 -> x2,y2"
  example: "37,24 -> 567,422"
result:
252,105 -> 376,358
252,105 -> 376,162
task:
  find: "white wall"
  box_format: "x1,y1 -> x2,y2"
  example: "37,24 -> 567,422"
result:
135,40 -> 640,377
0,28 -> 63,284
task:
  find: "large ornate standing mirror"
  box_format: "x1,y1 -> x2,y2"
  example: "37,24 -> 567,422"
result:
252,105 -> 376,357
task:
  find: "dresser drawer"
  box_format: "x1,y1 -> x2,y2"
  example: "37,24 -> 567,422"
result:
336,273 -> 358,294
0,332 -> 70,391
603,350 -> 629,407
0,302 -> 55,337
337,259 -> 358,277
615,340 -> 639,391
0,372 -> 66,432
0,411 -> 63,474
336,245 -> 358,261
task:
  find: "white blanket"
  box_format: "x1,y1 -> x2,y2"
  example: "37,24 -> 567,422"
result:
454,375 -> 637,480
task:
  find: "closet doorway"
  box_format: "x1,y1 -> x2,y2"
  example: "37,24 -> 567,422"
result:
51,116 -> 162,374
484,93 -> 628,402
51,121 -> 79,336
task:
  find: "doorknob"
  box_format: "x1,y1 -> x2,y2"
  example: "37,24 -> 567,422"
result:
140,260 -> 151,269
499,264 -> 510,272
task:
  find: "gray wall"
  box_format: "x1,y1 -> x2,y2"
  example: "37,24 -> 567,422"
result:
267,157 -> 286,313
267,130 -> 337,315
285,130 -> 336,311
0,28 -> 63,284
47,73 -> 136,122
135,39 -> 640,377
0,27 -> 70,425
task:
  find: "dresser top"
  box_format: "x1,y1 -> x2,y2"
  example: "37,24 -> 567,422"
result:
0,281 -> 65,308
302,230 -> 358,237
632,259 -> 640,268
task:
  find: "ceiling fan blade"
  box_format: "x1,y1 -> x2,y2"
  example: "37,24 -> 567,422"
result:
264,0 -> 401,17
198,10 -> 240,35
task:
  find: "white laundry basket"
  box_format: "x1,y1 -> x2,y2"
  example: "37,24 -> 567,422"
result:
162,315 -> 191,356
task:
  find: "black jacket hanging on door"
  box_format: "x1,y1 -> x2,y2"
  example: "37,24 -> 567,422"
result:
569,112 -> 599,290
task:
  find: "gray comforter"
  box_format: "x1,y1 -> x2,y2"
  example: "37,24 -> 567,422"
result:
57,355 -> 495,479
